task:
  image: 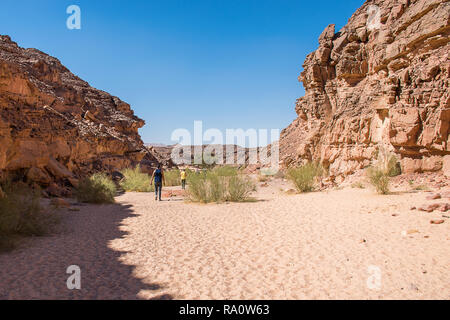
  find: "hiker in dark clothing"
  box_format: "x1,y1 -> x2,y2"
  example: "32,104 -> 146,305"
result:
150,164 -> 165,201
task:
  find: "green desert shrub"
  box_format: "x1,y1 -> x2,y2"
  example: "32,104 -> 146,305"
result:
367,147 -> 401,194
214,166 -> 239,177
187,170 -> 225,203
367,167 -> 390,195
286,162 -> 324,193
186,173 -> 211,203
0,182 -> 59,252
120,166 -> 153,192
164,169 -> 181,187
206,172 -> 226,202
76,173 -> 116,204
226,175 -> 255,202
187,166 -> 254,203
386,157 -> 401,177
377,147 -> 401,177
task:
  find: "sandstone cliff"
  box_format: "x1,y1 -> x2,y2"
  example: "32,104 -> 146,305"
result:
280,0 -> 450,180
0,35 -> 154,193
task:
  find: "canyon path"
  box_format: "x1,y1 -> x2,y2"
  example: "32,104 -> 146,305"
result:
0,182 -> 449,300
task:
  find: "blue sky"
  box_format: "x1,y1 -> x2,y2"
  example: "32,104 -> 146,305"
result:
0,0 -> 363,145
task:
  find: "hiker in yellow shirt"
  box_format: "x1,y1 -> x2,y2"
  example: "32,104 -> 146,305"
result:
180,169 -> 187,190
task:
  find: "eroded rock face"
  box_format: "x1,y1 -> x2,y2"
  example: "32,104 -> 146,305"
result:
0,35 -> 152,186
280,0 -> 449,179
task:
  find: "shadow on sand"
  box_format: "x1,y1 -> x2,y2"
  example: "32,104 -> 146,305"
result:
0,201 -> 173,300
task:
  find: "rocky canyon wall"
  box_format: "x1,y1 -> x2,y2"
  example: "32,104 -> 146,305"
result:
280,0 -> 450,180
0,35 -> 156,193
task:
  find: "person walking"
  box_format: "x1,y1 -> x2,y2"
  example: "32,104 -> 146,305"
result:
150,164 -> 165,201
180,169 -> 187,190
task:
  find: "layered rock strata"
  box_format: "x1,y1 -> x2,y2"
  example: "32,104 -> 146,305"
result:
0,35 -> 155,190
280,0 -> 449,179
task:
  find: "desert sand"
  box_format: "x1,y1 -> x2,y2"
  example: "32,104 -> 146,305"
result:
0,180 -> 449,300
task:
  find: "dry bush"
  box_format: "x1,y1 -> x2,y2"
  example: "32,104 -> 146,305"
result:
351,181 -> 365,189
377,147 -> 402,177
120,166 -> 153,192
164,169 -> 181,187
367,147 -> 401,194
0,182 -> 59,252
226,175 -> 255,202
76,173 -> 116,204
286,162 -> 324,193
187,167 -> 254,203
367,167 -> 390,194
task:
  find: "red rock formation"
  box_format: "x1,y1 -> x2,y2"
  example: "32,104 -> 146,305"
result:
0,35 -> 154,188
280,0 -> 449,180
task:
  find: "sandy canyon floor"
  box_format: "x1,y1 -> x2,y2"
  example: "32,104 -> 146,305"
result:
0,180 -> 449,300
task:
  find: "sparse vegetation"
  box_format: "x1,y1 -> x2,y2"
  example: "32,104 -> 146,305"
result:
187,170 -> 224,203
378,147 -> 402,177
227,175 -> 255,202
120,166 -> 154,192
367,147 -> 400,195
164,169 -> 181,186
186,166 -> 255,203
367,167 -> 390,195
351,181 -> 366,189
76,173 -> 117,204
214,166 -> 240,177
408,180 -> 429,191
413,184 -> 429,191
0,182 -> 59,252
286,162 -> 324,193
